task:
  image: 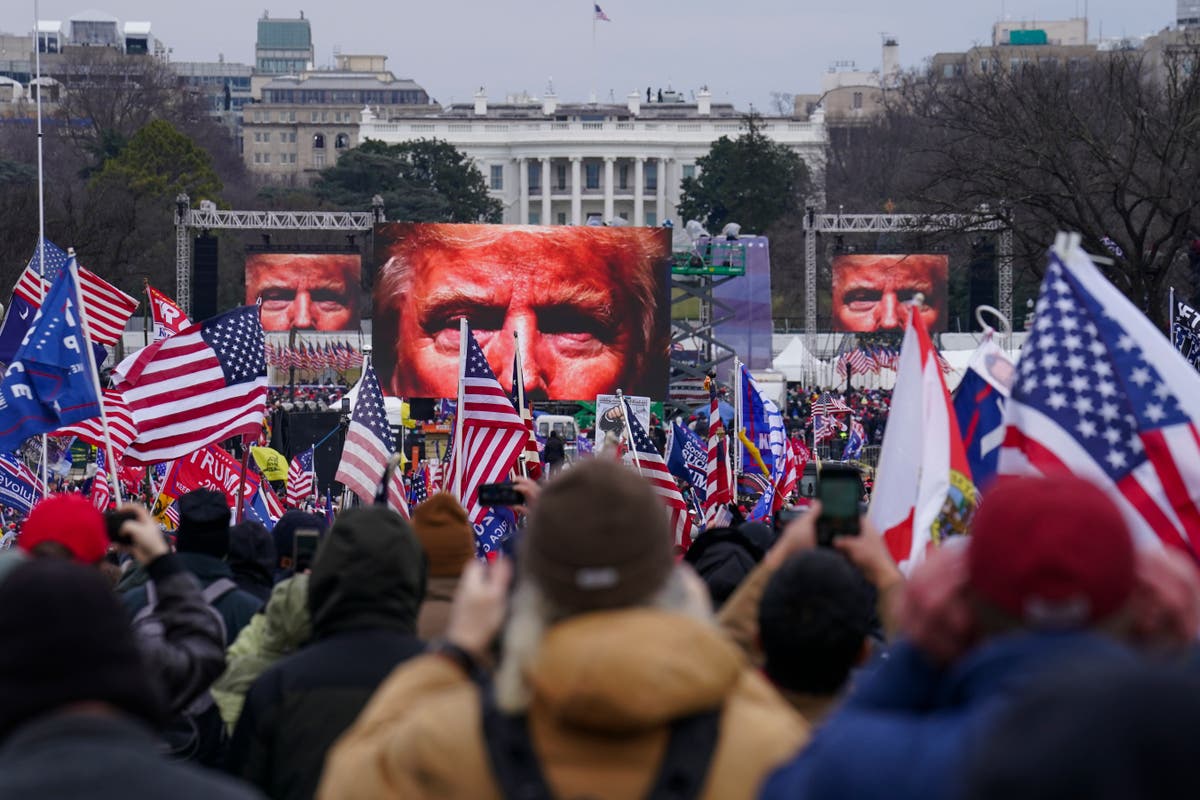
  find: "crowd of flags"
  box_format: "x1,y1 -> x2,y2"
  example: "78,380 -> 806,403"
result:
4,233 -> 1200,574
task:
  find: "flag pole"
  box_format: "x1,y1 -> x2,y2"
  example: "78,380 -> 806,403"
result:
732,357 -> 743,477
453,318 -> 467,500
513,330 -> 528,479
618,390 -> 642,473
34,0 -> 49,495
1170,285 -> 1176,338
67,254 -> 122,505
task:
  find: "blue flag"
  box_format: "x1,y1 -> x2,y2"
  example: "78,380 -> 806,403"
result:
667,422 -> 708,502
475,505 -> 517,557
0,262 -> 99,453
245,488 -> 278,531
952,339 -> 1013,491
0,454 -> 43,513
0,241 -> 71,363
742,366 -> 788,521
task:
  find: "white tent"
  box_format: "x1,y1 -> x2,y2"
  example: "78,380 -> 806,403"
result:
772,336 -> 825,381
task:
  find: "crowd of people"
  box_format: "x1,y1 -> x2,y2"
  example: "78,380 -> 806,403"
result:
785,385 -> 892,445
0,458 -> 1194,799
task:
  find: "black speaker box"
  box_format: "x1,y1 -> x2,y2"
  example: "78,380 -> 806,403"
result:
193,234 -> 219,321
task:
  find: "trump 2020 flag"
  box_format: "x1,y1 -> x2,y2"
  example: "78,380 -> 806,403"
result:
1000,237 -> 1200,561
0,262 -> 100,453
952,335 -> 1015,490
870,307 -> 977,573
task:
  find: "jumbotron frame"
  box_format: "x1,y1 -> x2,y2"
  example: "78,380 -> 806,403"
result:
172,193 -> 386,317
802,210 -> 1013,350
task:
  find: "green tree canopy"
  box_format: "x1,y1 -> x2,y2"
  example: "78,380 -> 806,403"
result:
677,115 -> 812,234
314,138 -> 501,223
90,118 -> 222,201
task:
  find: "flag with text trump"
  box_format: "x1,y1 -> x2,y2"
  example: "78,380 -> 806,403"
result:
117,305 -> 267,466
147,284 -> 190,342
334,364 -> 409,518
623,396 -> 693,548
999,240 -> 1200,562
869,307 -> 977,574
448,327 -> 527,526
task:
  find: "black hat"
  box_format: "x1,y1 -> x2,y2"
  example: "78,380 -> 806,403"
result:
0,559 -> 163,740
175,489 -> 232,559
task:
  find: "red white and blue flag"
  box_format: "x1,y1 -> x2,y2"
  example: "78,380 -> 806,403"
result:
623,396 -> 692,548
52,389 -> 138,459
594,3 -> 611,21
999,239 -> 1200,562
286,446 -> 315,508
91,449 -> 111,511
334,364 -> 408,518
12,243 -> 137,345
448,327 -> 527,525
703,377 -> 732,525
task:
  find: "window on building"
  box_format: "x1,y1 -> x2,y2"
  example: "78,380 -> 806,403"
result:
262,153 -> 271,165
557,212 -> 567,225
490,165 -> 504,190
852,92 -> 864,110
263,132 -> 272,143
529,210 -> 541,225
253,153 -> 261,164
619,164 -> 629,190
585,163 -> 600,189
311,111 -> 319,122
682,164 -> 696,181
313,152 -> 326,168
528,161 -> 541,191
645,163 -> 658,192
619,212 -> 629,220
645,211 -> 657,226
313,134 -> 326,149
335,133 -> 350,149
253,132 -> 262,143
556,163 -> 567,190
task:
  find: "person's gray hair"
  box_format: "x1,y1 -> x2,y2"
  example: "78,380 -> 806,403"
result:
493,565 -> 712,713
374,224 -> 664,394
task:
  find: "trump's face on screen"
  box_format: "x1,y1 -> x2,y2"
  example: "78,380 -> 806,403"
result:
245,253 -> 361,332
831,253 -> 949,332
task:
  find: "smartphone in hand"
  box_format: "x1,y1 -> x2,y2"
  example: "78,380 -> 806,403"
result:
816,465 -> 864,547
477,482 -> 525,507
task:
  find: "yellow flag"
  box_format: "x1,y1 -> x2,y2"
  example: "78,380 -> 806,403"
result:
250,446 -> 288,482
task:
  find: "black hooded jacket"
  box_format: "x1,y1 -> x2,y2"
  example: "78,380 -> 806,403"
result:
226,507 -> 426,800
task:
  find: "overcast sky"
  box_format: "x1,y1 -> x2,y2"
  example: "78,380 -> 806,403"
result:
10,1 -> 1176,110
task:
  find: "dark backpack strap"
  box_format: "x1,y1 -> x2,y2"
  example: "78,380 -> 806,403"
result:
480,684 -> 555,800
645,708 -> 722,800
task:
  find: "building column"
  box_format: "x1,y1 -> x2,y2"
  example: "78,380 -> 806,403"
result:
517,157 -> 529,225
540,157 -> 552,225
656,157 -> 667,225
603,156 -> 615,222
570,156 -> 582,226
634,157 -> 645,226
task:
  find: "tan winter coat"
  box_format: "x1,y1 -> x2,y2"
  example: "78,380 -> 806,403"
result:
317,608 -> 809,800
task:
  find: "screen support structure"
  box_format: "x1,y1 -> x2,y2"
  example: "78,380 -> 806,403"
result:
802,209 -> 1012,352
173,193 -> 387,317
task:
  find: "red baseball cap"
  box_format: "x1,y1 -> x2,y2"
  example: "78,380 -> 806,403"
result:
18,494 -> 109,565
968,474 -> 1135,628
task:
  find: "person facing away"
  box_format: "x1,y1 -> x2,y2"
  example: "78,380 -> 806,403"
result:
542,430 -> 565,473
226,506 -> 426,800
410,491 -> 476,640
317,458 -> 808,800
0,559 -> 262,800
761,473 -> 1200,800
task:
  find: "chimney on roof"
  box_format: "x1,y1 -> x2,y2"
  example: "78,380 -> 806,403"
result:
697,87 -> 712,116
627,89 -> 640,115
474,87 -> 487,116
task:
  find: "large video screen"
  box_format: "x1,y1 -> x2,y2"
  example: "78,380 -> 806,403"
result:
245,252 -> 362,332
831,253 -> 949,333
373,223 -> 672,401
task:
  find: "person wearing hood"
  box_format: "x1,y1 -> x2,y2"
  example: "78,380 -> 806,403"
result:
226,506 -> 425,800
227,521 -> 277,603
270,510 -> 327,583
317,459 -> 807,800
410,492 -> 475,640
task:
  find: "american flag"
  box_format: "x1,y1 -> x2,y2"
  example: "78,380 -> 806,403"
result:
510,352 -> 543,479
811,391 -> 852,416
52,389 -> 138,458
1000,243 -> 1200,562
334,364 -> 409,518
286,447 -> 315,508
447,327 -> 527,525
704,378 -> 732,524
14,243 -> 138,345
623,396 -> 692,548
813,413 -> 844,445
410,469 -> 428,506
0,454 -> 44,513
91,450 -> 111,511
594,3 -> 611,21
117,305 -> 267,466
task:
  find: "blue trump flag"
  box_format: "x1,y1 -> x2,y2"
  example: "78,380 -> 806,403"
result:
951,338 -> 1014,491
0,262 -> 100,453
0,241 -> 70,363
666,422 -> 708,502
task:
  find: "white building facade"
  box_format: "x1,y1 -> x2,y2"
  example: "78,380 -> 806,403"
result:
358,89 -> 826,227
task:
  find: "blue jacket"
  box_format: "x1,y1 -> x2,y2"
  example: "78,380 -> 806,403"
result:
760,631 -> 1136,800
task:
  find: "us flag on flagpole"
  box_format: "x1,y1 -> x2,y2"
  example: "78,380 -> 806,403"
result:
594,3 -> 611,21
623,396 -> 693,548
286,446 -> 315,508
52,389 -> 138,458
13,248 -> 138,345
999,237 -> 1200,562
91,450 -> 110,511
117,305 -> 267,466
334,363 -> 409,518
703,377 -> 732,525
448,327 -> 527,525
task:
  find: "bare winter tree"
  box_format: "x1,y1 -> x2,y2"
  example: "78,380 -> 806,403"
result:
896,41 -> 1200,325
